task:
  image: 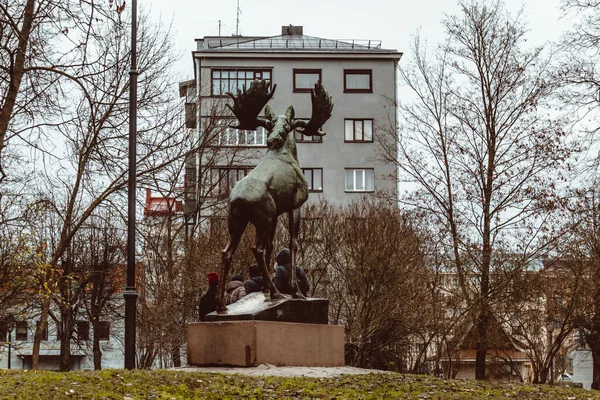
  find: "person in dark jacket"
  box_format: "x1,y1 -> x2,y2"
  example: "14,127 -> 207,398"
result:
199,272 -> 219,321
244,264 -> 264,294
273,248 -> 310,297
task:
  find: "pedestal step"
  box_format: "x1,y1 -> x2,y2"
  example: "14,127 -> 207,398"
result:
187,320 -> 344,367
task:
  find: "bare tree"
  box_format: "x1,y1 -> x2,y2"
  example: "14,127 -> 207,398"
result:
557,0 -> 600,168
379,0 -> 574,379
0,0 -> 128,184
302,198 -> 428,369
19,6 -> 188,370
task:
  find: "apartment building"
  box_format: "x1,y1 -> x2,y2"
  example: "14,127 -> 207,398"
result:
180,25 -> 402,229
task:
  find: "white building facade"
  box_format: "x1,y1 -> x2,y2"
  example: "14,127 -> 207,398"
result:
181,26 -> 402,228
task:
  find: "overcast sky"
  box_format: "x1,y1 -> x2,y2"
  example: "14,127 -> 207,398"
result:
146,0 -> 574,80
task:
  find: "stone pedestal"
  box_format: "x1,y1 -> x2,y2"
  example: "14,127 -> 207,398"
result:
188,292 -> 344,367
187,320 -> 344,367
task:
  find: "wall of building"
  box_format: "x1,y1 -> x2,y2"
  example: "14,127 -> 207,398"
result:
0,305 -> 125,371
572,350 -> 593,390
195,54 -> 398,207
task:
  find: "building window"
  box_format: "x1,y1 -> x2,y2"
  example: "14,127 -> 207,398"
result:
211,167 -> 252,197
345,168 -> 375,192
35,321 -> 48,341
344,119 -> 373,142
212,69 -> 272,96
344,69 -> 372,93
77,321 -> 90,341
209,217 -> 228,238
293,69 -> 321,92
302,168 -> 323,192
15,321 -> 27,341
218,123 -> 267,147
97,321 -> 110,341
301,217 -> 323,243
293,119 -> 323,142
294,130 -> 323,143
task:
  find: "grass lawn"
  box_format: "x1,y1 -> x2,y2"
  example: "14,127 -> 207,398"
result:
0,369 -> 597,399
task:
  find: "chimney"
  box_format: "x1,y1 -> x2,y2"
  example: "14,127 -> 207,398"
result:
282,25 -> 303,36
145,189 -> 152,215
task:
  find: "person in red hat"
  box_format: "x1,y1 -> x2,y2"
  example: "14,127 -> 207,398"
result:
199,272 -> 219,321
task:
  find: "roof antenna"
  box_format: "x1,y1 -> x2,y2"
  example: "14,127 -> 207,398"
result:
235,0 -> 241,36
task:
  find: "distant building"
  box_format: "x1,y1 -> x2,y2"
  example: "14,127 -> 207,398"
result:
180,25 -> 402,232
0,299 -> 124,370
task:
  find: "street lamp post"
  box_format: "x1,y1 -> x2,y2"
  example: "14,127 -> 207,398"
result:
124,0 -> 139,370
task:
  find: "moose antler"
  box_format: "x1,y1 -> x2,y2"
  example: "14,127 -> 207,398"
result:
293,80 -> 334,136
226,80 -> 276,131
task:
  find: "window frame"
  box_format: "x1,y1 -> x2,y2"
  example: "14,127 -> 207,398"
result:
293,69 -> 322,93
211,68 -> 273,97
293,118 -> 323,143
294,130 -> 323,143
15,321 -> 27,341
217,121 -> 268,147
77,320 -> 90,341
344,168 -> 375,193
210,166 -> 253,197
301,168 -> 323,192
97,321 -> 110,341
301,217 -> 324,243
344,118 -> 374,142
344,69 -> 373,93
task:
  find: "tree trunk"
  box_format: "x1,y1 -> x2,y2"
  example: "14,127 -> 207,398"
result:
171,345 -> 181,368
59,309 -> 72,372
590,280 -> 600,390
92,319 -> 102,370
0,0 -> 35,183
591,339 -> 600,390
475,308 -> 489,380
31,295 -> 50,370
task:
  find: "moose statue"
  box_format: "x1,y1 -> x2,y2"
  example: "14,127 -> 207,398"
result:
217,79 -> 333,312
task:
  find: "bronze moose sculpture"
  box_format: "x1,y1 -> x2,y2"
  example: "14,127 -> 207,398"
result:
217,80 -> 333,312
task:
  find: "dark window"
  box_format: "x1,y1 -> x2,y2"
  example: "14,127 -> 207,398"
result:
345,217 -> 368,233
345,168 -> 375,192
77,321 -> 90,341
210,167 -> 252,197
15,321 -> 27,341
36,321 -> 48,341
97,321 -> 110,341
293,118 -> 323,142
211,69 -> 272,96
344,119 -> 373,142
301,217 -> 323,243
302,168 -> 323,192
344,69 -> 372,93
185,103 -> 197,129
294,130 -> 323,143
209,217 -> 228,238
293,69 -> 321,92
218,121 -> 267,147
184,166 -> 197,201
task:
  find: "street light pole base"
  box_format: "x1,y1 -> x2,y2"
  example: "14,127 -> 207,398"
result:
124,287 -> 138,369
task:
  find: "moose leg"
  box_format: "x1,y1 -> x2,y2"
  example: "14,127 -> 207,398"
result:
219,219 -> 248,313
289,207 -> 305,299
253,223 -> 284,300
263,218 -> 278,291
